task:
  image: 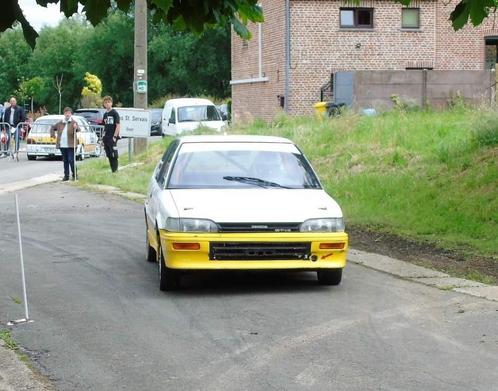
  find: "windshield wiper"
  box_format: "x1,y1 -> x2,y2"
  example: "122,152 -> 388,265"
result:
223,176 -> 289,188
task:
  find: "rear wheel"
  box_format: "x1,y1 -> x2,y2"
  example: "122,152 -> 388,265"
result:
158,245 -> 179,291
27,155 -> 36,161
317,268 -> 342,286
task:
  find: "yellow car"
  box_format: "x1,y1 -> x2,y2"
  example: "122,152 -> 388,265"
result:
145,135 -> 348,291
26,115 -> 101,160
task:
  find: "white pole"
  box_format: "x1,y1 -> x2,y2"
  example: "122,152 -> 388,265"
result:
15,193 -> 29,321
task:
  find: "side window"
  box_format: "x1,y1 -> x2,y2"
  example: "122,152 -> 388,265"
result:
169,108 -> 176,124
156,140 -> 179,187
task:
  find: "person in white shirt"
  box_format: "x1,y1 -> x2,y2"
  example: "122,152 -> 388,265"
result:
50,107 -> 79,181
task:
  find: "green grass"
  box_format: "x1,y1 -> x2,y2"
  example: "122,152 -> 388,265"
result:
76,107 -> 497,260
0,329 -> 18,350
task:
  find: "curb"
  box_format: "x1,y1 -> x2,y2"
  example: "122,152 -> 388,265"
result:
348,249 -> 498,302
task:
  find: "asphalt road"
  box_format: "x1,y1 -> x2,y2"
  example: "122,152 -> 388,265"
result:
0,182 -> 497,390
0,137 -> 161,185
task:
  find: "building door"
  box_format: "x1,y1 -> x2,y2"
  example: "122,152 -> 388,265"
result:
484,37 -> 498,69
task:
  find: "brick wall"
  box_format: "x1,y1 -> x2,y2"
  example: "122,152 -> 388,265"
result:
231,0 -> 498,120
231,0 -> 286,123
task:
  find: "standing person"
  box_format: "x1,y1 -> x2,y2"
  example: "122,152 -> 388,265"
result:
50,107 -> 79,181
102,96 -> 120,172
3,97 -> 25,155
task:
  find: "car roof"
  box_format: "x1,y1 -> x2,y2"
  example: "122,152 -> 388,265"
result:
177,135 -> 294,144
34,114 -> 87,122
75,108 -> 105,112
166,98 -> 215,107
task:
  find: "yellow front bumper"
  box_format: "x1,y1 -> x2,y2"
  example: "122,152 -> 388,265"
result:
159,231 -> 348,270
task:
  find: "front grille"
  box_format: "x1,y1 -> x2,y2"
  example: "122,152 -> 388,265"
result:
217,222 -> 301,233
210,242 -> 311,261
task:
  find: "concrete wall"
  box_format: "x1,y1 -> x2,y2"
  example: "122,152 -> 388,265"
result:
352,70 -> 495,110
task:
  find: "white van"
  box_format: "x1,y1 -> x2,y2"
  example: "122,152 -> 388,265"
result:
161,98 -> 227,136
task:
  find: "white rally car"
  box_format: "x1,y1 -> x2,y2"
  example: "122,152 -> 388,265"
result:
26,115 -> 101,160
145,135 -> 348,291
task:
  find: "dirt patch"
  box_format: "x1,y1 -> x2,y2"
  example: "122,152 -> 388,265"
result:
348,225 -> 498,284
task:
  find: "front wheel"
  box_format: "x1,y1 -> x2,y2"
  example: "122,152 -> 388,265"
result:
158,245 -> 179,291
145,225 -> 156,263
27,154 -> 36,161
317,269 -> 343,286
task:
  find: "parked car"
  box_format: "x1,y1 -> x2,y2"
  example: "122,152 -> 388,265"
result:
74,108 -> 105,125
150,108 -> 162,136
161,98 -> 226,136
74,108 -> 106,139
144,135 -> 348,291
26,115 -> 101,160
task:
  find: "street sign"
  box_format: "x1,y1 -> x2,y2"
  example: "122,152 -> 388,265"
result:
116,108 -> 150,138
136,80 -> 147,94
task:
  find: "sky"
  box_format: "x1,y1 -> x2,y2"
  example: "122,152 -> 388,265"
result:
19,0 -> 83,31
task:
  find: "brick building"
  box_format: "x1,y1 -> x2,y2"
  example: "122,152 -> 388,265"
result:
231,0 -> 498,122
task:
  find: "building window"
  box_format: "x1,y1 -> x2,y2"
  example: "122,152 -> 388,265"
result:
340,8 -> 373,29
402,8 -> 420,29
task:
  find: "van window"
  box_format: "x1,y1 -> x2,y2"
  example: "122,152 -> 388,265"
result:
169,108 -> 176,124
177,105 -> 220,123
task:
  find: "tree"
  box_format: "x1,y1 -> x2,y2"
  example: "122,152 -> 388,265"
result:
0,0 -> 264,49
0,29 -> 32,103
27,19 -> 92,111
148,24 -> 230,99
19,76 -> 45,112
81,72 -> 102,107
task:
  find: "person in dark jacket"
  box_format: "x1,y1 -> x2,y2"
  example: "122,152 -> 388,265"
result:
2,97 -> 25,155
50,107 -> 80,181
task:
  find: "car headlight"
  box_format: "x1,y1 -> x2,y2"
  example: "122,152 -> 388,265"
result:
165,217 -> 218,233
300,218 -> 344,232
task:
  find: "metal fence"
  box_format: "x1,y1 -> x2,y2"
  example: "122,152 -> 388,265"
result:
1,122 -> 31,161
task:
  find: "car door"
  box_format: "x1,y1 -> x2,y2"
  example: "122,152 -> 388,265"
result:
161,104 -> 172,135
145,140 -> 180,242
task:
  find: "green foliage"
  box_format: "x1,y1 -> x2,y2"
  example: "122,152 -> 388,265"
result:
0,11 -> 230,112
81,72 -> 102,107
472,113 -> 498,147
148,24 -> 231,100
0,329 -> 18,350
18,76 -> 45,103
0,29 -> 32,103
1,0 -> 264,49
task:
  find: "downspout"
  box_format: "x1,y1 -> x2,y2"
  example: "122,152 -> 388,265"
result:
258,22 -> 263,78
284,0 -> 290,113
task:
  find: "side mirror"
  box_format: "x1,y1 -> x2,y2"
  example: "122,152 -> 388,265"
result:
169,118 -> 175,125
221,113 -> 228,121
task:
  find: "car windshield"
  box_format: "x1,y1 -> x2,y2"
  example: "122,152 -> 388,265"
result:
177,105 -> 220,123
30,121 -> 55,134
31,118 -> 89,134
167,142 -> 321,189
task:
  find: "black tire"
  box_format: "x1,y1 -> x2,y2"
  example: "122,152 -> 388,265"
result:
27,155 -> 36,161
317,268 -> 343,286
158,245 -> 179,291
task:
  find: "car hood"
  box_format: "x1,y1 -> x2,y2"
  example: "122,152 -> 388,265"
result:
167,189 -> 342,222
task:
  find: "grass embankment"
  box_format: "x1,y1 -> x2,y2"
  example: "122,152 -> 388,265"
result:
76,107 -> 497,262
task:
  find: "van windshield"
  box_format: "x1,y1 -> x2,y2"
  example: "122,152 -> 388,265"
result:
177,105 -> 221,123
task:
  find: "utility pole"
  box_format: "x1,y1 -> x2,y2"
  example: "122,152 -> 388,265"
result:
133,0 -> 147,154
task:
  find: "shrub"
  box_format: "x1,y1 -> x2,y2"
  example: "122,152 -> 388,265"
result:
472,114 -> 498,147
